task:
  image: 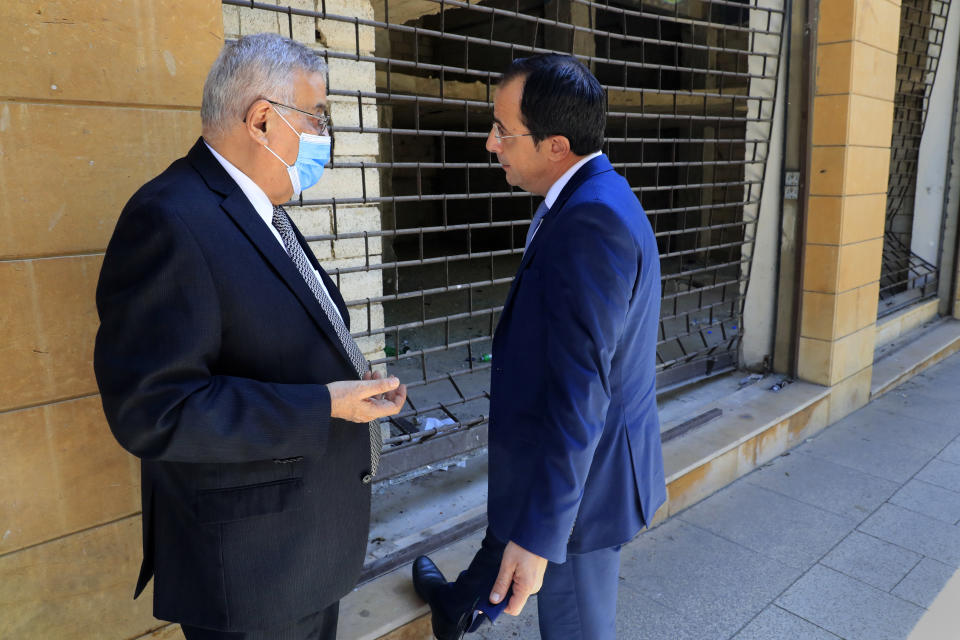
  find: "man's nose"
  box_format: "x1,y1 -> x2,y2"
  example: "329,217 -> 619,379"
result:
485,130 -> 499,153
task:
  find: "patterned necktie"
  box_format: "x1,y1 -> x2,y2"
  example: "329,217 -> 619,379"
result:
272,206 -> 383,476
524,200 -> 550,250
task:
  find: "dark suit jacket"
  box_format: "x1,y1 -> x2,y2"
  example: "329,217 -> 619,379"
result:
94,139 -> 372,631
487,154 -> 666,563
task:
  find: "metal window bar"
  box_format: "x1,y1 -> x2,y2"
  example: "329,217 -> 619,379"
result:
222,0 -> 786,479
879,0 -> 951,317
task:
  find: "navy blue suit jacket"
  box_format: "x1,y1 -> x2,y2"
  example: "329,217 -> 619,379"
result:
94,139 -> 371,631
487,154 -> 666,563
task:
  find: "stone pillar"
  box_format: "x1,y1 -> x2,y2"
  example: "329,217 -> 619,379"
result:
797,0 -> 902,421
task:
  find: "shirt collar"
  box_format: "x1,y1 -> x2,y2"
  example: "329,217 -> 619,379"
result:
543,151 -> 603,209
204,140 -> 275,226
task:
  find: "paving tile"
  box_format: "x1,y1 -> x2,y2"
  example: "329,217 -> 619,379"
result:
802,421 -> 934,483
476,586 -> 710,640
614,590 -> 706,640
833,402 -> 960,454
620,518 -> 801,639
858,503 -> 960,567
891,558 -> 958,609
732,605 -> 840,640
680,483 -> 857,569
867,389 -> 960,435
474,596 -> 538,639
889,478 -> 960,525
915,458 -> 960,493
745,451 -> 898,521
820,531 -> 921,591
776,564 -> 924,640
938,439 -> 960,465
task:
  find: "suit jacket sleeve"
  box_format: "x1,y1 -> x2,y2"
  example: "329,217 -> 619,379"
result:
94,197 -> 333,463
509,200 -> 639,563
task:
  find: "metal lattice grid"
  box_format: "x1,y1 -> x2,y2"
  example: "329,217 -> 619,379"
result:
223,0 -> 786,480
880,0 -> 951,317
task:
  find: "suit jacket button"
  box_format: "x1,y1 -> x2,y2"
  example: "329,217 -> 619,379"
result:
361,473 -> 373,485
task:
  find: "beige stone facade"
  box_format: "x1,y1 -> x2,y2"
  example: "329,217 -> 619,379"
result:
0,3 -> 223,637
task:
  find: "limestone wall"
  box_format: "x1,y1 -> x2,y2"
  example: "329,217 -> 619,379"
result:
0,3 -> 224,638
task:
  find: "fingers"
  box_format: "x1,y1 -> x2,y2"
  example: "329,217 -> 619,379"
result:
504,589 -> 531,617
328,378 -> 404,422
491,542 -> 548,616
384,383 -> 406,406
362,391 -> 405,417
354,376 -> 400,400
364,370 -> 385,399
489,558 -> 515,607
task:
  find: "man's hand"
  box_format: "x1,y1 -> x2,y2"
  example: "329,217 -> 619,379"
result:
489,541 -> 548,616
327,372 -> 406,423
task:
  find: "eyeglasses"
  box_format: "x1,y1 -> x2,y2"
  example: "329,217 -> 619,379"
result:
266,99 -> 331,135
491,122 -> 533,143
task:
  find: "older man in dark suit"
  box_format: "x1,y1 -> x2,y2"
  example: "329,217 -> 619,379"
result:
94,33 -> 405,639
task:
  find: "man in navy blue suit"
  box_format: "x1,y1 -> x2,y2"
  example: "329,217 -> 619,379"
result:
412,54 -> 666,640
94,34 -> 406,639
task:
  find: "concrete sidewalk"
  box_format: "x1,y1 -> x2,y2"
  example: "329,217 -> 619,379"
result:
474,352 -> 960,639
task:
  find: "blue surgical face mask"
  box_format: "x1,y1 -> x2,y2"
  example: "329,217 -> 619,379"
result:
263,106 -> 331,197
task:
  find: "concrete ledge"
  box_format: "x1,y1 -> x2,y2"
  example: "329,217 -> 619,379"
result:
660,380 -> 830,520
875,298 -> 941,348
871,318 -> 960,398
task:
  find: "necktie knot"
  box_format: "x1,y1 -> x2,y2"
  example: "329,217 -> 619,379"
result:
524,200 -> 550,250
272,205 -> 288,233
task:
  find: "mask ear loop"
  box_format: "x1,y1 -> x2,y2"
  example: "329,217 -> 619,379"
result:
245,101 -> 299,168
261,103 -> 303,169
271,104 -> 302,138
262,143 -> 293,169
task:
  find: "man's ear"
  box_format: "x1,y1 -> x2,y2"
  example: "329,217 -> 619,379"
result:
244,99 -> 271,144
548,135 -> 572,162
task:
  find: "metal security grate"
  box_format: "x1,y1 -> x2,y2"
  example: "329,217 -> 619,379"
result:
223,0 -> 786,479
880,0 -> 951,317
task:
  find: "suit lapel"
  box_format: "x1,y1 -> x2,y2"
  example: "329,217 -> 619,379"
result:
188,139 -> 357,369
499,154 -> 615,315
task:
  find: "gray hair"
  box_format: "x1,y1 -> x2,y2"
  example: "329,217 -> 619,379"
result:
201,33 -> 328,140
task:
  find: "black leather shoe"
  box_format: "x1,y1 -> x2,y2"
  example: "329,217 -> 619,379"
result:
412,555 -> 473,640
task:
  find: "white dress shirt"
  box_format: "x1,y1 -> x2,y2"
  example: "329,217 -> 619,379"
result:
528,151 -> 603,245
545,151 -> 603,208
204,141 -> 342,321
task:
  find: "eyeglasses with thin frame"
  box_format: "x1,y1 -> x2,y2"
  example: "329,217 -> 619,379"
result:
265,99 -> 331,135
491,122 -> 533,143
